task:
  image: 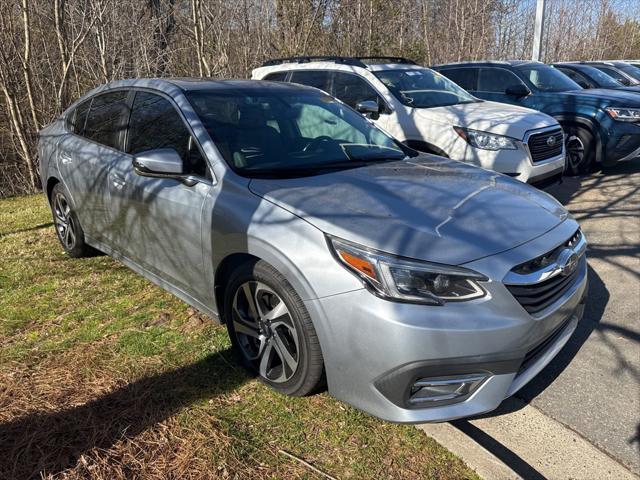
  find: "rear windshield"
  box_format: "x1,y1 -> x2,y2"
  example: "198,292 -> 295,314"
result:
373,68 -> 479,108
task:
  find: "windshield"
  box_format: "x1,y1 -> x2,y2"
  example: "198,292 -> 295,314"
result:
374,68 -> 479,108
186,90 -> 412,178
616,64 -> 640,84
517,64 -> 582,92
581,65 -> 624,87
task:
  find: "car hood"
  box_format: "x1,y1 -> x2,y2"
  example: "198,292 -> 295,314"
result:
248,156 -> 568,265
560,88 -> 640,105
414,100 -> 557,138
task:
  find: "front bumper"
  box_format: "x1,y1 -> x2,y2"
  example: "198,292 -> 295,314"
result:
304,220 -> 587,423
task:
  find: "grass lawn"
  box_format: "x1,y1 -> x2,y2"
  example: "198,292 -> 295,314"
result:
0,194 -> 479,480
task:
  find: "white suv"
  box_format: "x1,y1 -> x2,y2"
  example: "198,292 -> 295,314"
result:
252,56 -> 565,187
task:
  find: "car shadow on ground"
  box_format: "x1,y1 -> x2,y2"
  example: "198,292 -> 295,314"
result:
0,350 -> 249,479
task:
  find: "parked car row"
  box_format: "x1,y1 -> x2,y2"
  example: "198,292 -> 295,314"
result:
253,56 -> 640,179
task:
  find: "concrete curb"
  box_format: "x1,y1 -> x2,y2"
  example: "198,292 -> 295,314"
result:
418,398 -> 638,480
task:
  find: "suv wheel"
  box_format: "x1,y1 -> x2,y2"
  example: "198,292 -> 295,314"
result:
564,127 -> 595,176
224,260 -> 325,396
50,183 -> 95,258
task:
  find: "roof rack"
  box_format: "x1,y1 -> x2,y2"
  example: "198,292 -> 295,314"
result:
261,55 -> 417,68
262,56 -> 367,67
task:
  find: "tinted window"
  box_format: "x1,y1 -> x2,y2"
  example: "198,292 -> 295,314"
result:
84,91 -> 128,149
70,99 -> 91,135
264,72 -> 288,82
127,92 -> 207,177
332,72 -> 381,109
478,68 -> 523,92
440,68 -> 478,91
555,68 -> 593,88
289,71 -> 331,92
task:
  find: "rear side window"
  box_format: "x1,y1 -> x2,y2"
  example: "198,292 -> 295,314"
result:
127,91 -> 208,177
289,70 -> 331,92
332,72 -> 381,109
84,91 -> 128,149
441,68 -> 478,91
557,68 -> 592,87
478,68 -> 522,92
70,99 -> 91,135
264,71 -> 288,82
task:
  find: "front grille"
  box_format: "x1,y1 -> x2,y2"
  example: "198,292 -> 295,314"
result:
528,128 -> 564,163
506,230 -> 583,315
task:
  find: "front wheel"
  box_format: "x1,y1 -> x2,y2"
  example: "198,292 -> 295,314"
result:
224,260 -> 325,396
564,127 -> 595,176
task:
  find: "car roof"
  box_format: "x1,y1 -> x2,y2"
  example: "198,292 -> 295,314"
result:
256,56 -> 424,73
433,60 -> 543,68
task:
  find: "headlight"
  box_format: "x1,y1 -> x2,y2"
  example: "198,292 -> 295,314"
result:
605,107 -> 640,122
454,127 -> 517,150
328,236 -> 487,305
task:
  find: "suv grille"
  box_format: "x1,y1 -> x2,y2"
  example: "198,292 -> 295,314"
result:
528,128 -> 563,163
506,230 -> 583,314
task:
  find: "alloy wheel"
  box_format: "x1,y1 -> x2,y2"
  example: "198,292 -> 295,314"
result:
53,192 -> 76,250
232,281 -> 299,383
565,134 -> 585,173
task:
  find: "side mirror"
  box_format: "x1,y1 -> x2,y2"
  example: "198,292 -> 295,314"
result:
619,77 -> 632,86
133,148 -> 183,177
576,80 -> 591,89
356,100 -> 381,119
505,84 -> 531,97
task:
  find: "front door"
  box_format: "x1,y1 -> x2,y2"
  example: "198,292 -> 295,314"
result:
110,90 -> 211,300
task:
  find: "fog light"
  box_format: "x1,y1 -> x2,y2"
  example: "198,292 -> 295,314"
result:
408,374 -> 487,405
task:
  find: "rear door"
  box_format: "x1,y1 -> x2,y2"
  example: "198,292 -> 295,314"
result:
57,91 -> 128,240
111,90 -> 211,299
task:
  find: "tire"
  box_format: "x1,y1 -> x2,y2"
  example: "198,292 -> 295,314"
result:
224,259 -> 325,396
563,126 -> 596,176
50,183 -> 95,258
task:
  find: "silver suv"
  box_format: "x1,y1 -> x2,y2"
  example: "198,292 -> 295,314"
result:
39,79 -> 588,423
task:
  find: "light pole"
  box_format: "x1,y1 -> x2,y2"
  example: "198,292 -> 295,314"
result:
532,0 -> 546,61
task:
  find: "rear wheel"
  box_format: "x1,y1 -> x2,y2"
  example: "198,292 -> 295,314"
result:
50,183 -> 94,258
224,260 -> 325,396
564,126 -> 595,176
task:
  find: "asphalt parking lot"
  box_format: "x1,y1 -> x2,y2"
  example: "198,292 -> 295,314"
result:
526,160 -> 640,473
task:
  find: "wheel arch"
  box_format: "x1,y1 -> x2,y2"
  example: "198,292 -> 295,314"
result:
214,252 -> 261,323
46,176 -> 60,203
553,115 -> 603,164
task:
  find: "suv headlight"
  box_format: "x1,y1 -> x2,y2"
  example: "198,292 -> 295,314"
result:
454,127 -> 517,150
328,237 -> 487,305
605,107 -> 640,122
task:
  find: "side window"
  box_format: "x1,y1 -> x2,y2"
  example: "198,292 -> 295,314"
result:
289,70 -> 331,93
70,99 -> 91,135
294,104 -> 366,144
332,72 -> 381,109
478,68 -> 523,92
127,91 -> 208,178
441,68 -> 478,91
84,91 -> 128,149
264,71 -> 288,82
